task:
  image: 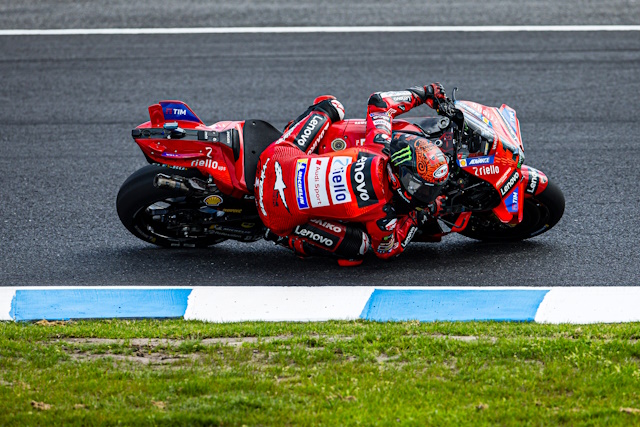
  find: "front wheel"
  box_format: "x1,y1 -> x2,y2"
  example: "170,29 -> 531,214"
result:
460,179 -> 565,242
116,165 -> 227,248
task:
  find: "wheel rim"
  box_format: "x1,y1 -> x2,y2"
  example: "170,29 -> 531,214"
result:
132,196 -> 220,244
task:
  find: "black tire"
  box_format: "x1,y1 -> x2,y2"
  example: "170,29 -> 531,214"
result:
116,165 -> 227,247
460,179 -> 565,242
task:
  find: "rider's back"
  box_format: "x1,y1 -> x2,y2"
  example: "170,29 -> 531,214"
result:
255,142 -> 391,235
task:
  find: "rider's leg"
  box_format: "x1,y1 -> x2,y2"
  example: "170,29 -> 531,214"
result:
277,98 -> 345,154
265,219 -> 369,263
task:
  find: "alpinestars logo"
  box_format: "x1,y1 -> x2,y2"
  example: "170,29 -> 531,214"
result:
273,161 -> 289,212
257,158 -> 269,217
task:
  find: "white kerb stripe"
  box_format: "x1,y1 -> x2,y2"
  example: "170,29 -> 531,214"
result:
535,287 -> 640,324
1,26 -> 640,36
0,288 -> 17,320
184,286 -> 375,322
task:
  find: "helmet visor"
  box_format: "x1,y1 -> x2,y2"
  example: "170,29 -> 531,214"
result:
398,166 -> 439,204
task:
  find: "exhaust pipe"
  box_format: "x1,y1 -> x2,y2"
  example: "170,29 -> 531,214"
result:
153,174 -> 189,192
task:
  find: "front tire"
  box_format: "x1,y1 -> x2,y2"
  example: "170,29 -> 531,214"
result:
461,179 -> 565,242
116,165 -> 227,247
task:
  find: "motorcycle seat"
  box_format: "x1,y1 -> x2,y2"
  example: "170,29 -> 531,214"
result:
242,120 -> 283,192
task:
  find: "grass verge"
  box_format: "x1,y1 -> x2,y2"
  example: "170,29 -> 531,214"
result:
1,320 -> 640,426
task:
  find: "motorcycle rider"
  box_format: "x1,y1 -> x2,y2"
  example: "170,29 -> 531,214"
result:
254,83 -> 460,265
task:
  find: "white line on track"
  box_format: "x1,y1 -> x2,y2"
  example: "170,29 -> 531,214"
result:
1,25 -> 640,36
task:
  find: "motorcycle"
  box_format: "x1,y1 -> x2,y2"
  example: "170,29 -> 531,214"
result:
116,92 -> 565,250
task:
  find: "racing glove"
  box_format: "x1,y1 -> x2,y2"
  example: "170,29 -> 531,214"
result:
423,82 -> 448,109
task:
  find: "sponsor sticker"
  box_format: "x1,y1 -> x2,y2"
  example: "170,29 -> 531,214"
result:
472,164 -> 500,177
293,224 -> 337,249
459,155 -> 495,167
505,187 -> 519,213
296,113 -> 328,149
309,218 -> 344,234
433,164 -> 449,179
190,158 -> 220,169
378,90 -> 412,98
295,159 -> 309,209
203,195 -> 223,206
500,170 -> 520,197
377,235 -> 396,254
328,156 -> 352,205
526,169 -> 539,195
307,157 -> 330,208
350,154 -> 378,208
401,225 -> 417,248
160,102 -> 201,123
496,168 -> 513,186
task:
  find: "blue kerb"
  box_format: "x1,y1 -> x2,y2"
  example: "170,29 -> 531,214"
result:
11,289 -> 192,321
360,289 -> 549,322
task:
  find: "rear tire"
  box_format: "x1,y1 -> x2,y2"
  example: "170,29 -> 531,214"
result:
461,179 -> 565,242
116,165 -> 227,247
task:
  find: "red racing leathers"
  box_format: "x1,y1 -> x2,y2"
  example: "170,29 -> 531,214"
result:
255,84 -> 449,260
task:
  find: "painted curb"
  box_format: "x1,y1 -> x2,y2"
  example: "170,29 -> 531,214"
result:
1,287 -> 640,324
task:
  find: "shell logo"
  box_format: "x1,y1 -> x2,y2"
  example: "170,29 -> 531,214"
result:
203,195 -> 223,206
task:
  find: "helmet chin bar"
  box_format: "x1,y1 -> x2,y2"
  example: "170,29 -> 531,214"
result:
399,167 -> 440,205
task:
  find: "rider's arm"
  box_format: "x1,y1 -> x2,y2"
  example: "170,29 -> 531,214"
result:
365,83 -> 448,148
365,210 -> 422,260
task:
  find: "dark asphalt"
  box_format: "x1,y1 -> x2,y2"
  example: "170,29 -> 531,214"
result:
0,30 -> 639,286
1,0 -> 639,29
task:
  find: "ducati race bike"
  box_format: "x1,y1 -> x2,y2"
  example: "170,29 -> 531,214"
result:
116,93 -> 565,249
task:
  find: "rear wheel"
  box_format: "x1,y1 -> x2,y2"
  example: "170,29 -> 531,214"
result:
461,179 -> 565,242
116,165 -> 227,247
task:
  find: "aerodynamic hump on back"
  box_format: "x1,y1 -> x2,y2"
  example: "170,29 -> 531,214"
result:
148,100 -> 204,127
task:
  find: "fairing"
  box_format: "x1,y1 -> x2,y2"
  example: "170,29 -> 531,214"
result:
455,100 -> 527,223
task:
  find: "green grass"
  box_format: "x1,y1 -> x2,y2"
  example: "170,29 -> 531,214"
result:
1,320 -> 640,426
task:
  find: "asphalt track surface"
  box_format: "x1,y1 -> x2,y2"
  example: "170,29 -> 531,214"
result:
1,2 -> 639,287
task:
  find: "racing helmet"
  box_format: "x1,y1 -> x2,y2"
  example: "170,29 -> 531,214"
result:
388,135 -> 449,205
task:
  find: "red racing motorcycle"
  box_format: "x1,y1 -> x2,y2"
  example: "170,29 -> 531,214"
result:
116,93 -> 565,249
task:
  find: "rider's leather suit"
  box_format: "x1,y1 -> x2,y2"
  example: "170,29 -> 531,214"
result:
254,84 -> 450,261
